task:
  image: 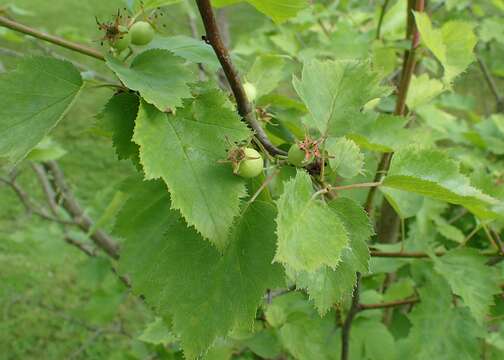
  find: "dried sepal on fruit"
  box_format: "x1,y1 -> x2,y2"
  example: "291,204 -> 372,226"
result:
96,9 -> 131,51
224,146 -> 264,179
288,136 -> 323,167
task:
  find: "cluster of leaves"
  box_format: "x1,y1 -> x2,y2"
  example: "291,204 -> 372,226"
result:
1,0 -> 504,359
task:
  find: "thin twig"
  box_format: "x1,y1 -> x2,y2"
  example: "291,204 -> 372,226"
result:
459,224 -> 481,247
340,273 -> 361,360
447,208 -> 468,224
369,250 -> 501,258
364,0 -> 425,214
42,161 -> 120,260
477,56 -> 504,113
31,163 -> 60,217
359,297 -> 419,311
34,162 -> 130,287
0,46 -> 24,57
318,19 -> 331,37
195,0 -> 285,156
331,181 -> 382,192
0,15 -> 104,61
64,234 -> 96,257
376,0 -> 391,39
482,224 -> 504,255
247,170 -> 279,205
0,177 -> 73,225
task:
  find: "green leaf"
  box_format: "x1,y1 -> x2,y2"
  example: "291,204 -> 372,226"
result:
118,181 -> 283,359
433,248 -> 501,323
326,137 -> 364,179
146,35 -> 220,70
475,115 -> 504,155
138,318 -> 176,345
401,270 -> 483,360
96,92 -> 140,161
431,215 -> 465,243
88,191 -> 128,236
351,318 -> 397,360
275,170 -> 350,272
246,54 -> 287,98
349,114 -> 411,153
213,0 -> 310,24
271,293 -> 339,360
114,178 -> 172,244
293,59 -> 390,137
105,49 -> 194,111
243,328 -> 282,359
0,57 -> 83,167
479,17 -> 504,44
293,197 -> 372,315
414,12 -> 477,83
132,86 -> 251,248
380,188 -> 424,219
406,74 -> 445,110
382,147 -> 498,218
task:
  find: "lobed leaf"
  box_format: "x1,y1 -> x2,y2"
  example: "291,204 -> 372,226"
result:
275,170 -> 350,272
414,12 -> 477,84
105,49 -> 195,112
96,92 -> 140,162
133,86 -> 251,249
293,197 -> 372,315
400,270 -> 483,360
433,248 -> 501,323
118,179 -> 283,359
382,147 -> 498,218
145,35 -> 220,70
326,137 -> 364,179
293,59 -> 390,137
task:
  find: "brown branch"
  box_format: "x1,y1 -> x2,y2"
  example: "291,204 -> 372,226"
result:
64,234 -> 96,257
341,273 -> 361,360
195,0 -> 286,156
0,15 -> 104,61
42,161 -> 120,260
0,176 -> 73,225
364,0 -> 425,214
370,250 -> 502,258
31,163 -> 61,217
359,297 -> 419,311
34,162 -> 130,286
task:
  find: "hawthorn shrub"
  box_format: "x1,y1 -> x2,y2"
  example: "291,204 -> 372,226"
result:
0,0 -> 503,359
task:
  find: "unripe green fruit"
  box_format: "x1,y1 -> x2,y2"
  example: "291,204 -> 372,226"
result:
288,144 -> 310,167
130,21 -> 155,46
111,32 -> 131,51
237,148 -> 263,178
243,82 -> 257,102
